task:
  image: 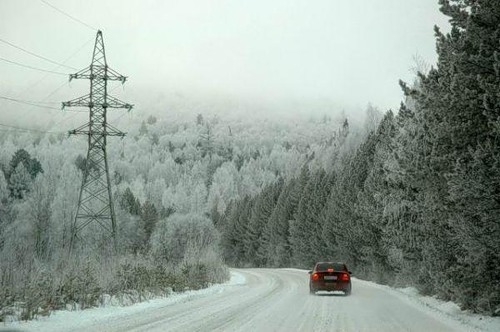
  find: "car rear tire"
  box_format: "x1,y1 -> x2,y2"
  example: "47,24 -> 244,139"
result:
344,285 -> 352,296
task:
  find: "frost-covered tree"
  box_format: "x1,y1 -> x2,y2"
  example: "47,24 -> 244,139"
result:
289,169 -> 333,268
141,200 -> 158,247
0,171 -> 11,250
74,154 -> 86,173
447,143 -> 500,311
363,103 -> 383,135
392,0 -> 500,312
8,148 -> 43,180
0,170 -> 8,203
49,163 -> 80,250
219,196 -> 252,267
198,122 -> 215,160
120,187 -> 141,216
207,162 -> 239,215
244,180 -> 282,266
8,163 -> 32,199
139,120 -> 148,136
26,174 -> 54,260
354,111 -> 397,282
260,177 -> 302,267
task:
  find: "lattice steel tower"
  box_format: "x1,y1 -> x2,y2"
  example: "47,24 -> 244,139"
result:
63,30 -> 132,250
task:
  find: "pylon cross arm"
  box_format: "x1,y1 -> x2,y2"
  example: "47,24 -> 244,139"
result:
68,122 -> 91,136
105,95 -> 133,110
69,66 -> 127,83
62,94 -> 133,111
107,67 -> 128,83
62,94 -> 92,109
105,123 -> 126,137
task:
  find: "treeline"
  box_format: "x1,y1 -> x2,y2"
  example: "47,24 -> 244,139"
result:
218,0 -> 500,315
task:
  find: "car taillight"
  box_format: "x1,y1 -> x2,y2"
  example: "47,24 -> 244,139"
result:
312,273 -> 320,281
340,273 -> 350,281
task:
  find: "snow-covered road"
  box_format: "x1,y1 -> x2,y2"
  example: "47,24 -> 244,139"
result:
9,268 -> 494,332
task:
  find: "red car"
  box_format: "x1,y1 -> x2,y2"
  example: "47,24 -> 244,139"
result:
309,262 -> 352,295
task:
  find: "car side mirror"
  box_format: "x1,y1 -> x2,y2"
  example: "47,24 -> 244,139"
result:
348,271 -> 352,275
308,270 -> 312,274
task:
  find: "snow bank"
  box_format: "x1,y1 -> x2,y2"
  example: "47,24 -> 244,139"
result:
354,278 -> 500,332
3,271 -> 246,332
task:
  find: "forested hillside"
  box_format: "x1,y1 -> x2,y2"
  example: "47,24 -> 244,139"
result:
218,0 -> 500,315
0,104 -> 352,320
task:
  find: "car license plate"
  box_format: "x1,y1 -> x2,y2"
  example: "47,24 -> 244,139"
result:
324,275 -> 337,280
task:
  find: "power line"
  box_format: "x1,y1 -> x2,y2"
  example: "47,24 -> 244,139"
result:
0,96 -> 58,105
0,57 -> 68,75
15,38 -> 93,98
39,80 -> 70,102
39,0 -> 97,32
0,96 -> 60,110
112,109 -> 131,125
0,37 -> 77,70
0,92 -> 90,113
1,71 -> 120,129
0,123 -> 63,134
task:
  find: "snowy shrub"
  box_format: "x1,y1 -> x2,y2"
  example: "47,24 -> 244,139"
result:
149,213 -> 229,289
58,260 -> 102,310
150,213 -> 220,265
180,241 -> 229,289
21,268 -> 55,320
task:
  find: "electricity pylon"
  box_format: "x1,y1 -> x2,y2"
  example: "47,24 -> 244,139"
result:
63,30 -> 132,251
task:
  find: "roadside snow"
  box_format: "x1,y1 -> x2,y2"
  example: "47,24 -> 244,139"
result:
3,271 -> 246,332
354,278 -> 500,332
2,269 -> 499,332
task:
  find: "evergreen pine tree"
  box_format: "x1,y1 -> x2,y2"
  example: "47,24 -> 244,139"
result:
289,169 -> 332,268
141,200 -> 159,247
261,177 -> 301,267
8,163 -> 32,199
244,180 -> 282,266
120,187 -> 141,215
8,149 -> 43,181
385,0 -> 500,312
355,111 -> 397,282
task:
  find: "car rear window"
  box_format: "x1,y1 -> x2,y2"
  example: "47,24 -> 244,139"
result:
315,263 -> 346,272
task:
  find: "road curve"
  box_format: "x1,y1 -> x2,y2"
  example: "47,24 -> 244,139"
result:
17,268 -> 474,332
75,268 -> 472,331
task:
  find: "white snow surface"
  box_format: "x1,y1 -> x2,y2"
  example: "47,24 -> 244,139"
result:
3,268 -> 499,332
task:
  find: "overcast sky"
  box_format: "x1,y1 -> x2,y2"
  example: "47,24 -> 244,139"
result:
1,0 -> 450,125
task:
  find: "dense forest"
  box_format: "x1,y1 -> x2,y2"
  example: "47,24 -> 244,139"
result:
0,0 -> 498,321
218,0 -> 500,315
0,99 -> 355,320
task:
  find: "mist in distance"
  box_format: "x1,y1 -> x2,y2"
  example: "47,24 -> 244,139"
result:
0,0 -> 450,129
